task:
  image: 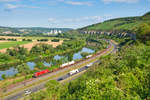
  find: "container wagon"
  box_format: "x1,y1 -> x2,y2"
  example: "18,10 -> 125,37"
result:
33,69 -> 50,78
68,61 -> 75,65
61,63 -> 69,68
60,61 -> 75,68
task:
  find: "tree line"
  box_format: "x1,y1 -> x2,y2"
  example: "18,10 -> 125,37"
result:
0,39 -> 85,68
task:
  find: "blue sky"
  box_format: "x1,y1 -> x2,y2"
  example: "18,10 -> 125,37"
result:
0,0 -> 150,29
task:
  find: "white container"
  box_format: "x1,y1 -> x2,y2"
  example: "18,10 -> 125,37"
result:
68,61 -> 75,65
61,61 -> 75,68
61,63 -> 69,67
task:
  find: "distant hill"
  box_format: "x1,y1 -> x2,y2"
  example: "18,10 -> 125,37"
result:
80,12 -> 150,32
0,27 -> 72,35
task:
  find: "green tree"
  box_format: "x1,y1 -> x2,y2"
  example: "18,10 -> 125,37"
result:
45,80 -> 60,99
1,74 -> 6,79
17,63 -> 31,74
0,53 -> 11,61
81,52 -> 90,58
136,23 -> 150,42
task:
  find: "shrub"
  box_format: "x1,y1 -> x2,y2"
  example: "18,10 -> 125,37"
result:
51,39 -> 60,42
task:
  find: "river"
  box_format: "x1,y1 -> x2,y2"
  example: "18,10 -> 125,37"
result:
0,47 -> 95,80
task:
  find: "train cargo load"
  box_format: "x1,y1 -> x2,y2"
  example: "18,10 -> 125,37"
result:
69,69 -> 79,75
68,61 -> 75,65
33,69 -> 50,78
60,61 -> 75,68
60,63 -> 69,68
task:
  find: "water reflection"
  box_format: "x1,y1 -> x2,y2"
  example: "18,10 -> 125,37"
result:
27,62 -> 36,70
54,55 -> 64,60
0,67 -> 17,80
43,61 -> 52,67
73,47 -> 95,60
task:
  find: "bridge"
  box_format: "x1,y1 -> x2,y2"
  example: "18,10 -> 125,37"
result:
79,30 -> 136,40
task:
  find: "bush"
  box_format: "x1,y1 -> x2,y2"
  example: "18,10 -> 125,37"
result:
1,74 -> 6,79
22,39 -> 32,41
37,39 -> 48,42
81,52 -> 90,58
0,38 -> 6,40
51,39 -> 60,42
7,38 -> 17,41
136,23 -> 150,42
17,63 -> 31,74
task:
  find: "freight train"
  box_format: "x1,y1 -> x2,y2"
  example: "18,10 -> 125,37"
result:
32,43 -> 112,78
33,61 -> 75,78
32,48 -> 107,78
32,54 -> 95,78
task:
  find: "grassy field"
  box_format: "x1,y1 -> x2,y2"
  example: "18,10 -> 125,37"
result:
0,36 -> 66,41
0,41 -> 31,49
81,12 -> 150,31
0,36 -> 66,51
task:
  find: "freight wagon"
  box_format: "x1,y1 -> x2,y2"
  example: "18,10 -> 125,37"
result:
60,61 -> 75,68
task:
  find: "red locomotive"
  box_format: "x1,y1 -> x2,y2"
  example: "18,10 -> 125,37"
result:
33,69 -> 50,78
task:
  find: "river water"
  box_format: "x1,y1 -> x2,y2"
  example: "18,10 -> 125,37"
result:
0,47 -> 95,80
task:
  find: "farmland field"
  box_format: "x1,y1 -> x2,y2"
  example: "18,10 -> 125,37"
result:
0,41 -> 31,49
0,36 -> 64,53
0,36 -> 65,41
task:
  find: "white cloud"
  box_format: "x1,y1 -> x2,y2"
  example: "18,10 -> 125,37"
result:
59,0 -> 92,6
48,18 -> 57,23
66,1 -> 92,6
5,4 -> 24,9
48,15 -> 114,28
0,0 -> 19,2
48,16 -> 102,23
102,0 -> 139,3
4,4 -> 39,11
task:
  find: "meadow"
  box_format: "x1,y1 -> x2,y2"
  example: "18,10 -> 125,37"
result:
82,12 -> 150,32
0,41 -> 31,49
0,36 -> 65,53
0,36 -> 65,41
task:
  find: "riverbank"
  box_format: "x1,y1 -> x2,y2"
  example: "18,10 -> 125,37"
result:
1,40 -> 116,100
0,39 -> 109,89
0,39 -> 86,68
0,41 -> 87,88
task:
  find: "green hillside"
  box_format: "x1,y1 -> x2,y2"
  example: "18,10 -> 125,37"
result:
81,12 -> 150,32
